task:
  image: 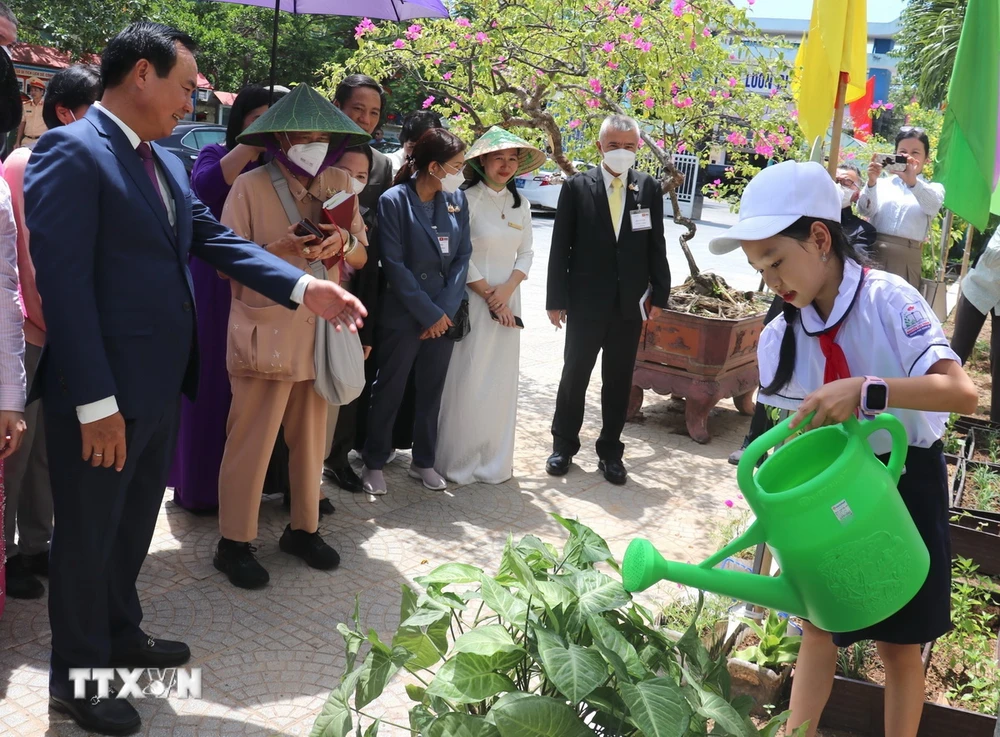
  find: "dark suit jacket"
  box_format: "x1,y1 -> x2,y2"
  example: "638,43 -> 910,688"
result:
23,106 -> 304,419
842,206 -> 878,257
376,180 -> 472,331
546,166 -> 670,321
354,146 -> 393,346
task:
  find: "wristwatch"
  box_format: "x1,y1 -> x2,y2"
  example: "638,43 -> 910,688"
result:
860,376 -> 889,418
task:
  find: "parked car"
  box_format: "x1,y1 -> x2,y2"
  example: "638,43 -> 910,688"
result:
156,123 -> 227,174
515,160 -> 594,211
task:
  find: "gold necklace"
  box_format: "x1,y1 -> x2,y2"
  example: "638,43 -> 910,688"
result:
485,186 -> 508,220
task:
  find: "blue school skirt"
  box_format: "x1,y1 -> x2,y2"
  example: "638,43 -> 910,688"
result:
832,442 -> 952,647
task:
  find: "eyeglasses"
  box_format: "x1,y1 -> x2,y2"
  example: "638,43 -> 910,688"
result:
898,126 -> 925,135
835,177 -> 859,189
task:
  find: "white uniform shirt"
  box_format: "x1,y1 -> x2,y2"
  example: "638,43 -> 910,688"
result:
758,258 -> 959,453
856,175 -> 944,242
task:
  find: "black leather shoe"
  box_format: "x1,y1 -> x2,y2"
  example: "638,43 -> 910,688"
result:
5,554 -> 44,599
546,452 -> 572,476
323,465 -> 364,493
50,686 -> 141,735
598,459 -> 628,486
283,491 -> 335,516
24,550 -> 50,576
214,538 -> 270,589
109,635 -> 191,668
279,525 -> 340,570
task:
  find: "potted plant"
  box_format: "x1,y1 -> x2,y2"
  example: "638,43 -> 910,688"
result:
310,516 -> 804,737
726,610 -> 801,718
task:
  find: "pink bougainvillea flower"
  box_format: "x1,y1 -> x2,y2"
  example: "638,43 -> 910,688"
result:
672,0 -> 686,17
491,20 -> 498,27
463,33 -> 472,40
724,500 -> 734,508
393,38 -> 406,49
713,178 -> 722,186
607,61 -> 619,69
670,82 -> 679,96
702,27 -> 711,37
722,90 -> 731,99
635,38 -> 652,52
728,77 -> 738,87
405,24 -> 423,40
690,38 -> 697,50
456,16 -> 471,26
569,118 -> 582,129
620,32 -> 633,42
354,17 -> 376,39
748,0 -> 755,4
754,143 -> 774,157
443,71 -> 453,80
677,141 -> 687,153
586,97 -> 601,108
476,31 -> 489,43
656,139 -> 665,148
589,78 -> 603,93
449,42 -> 457,49
625,91 -> 634,100
616,5 -> 630,15
709,89 -> 718,97
633,15 -> 643,28
602,41 -> 615,52
422,96 -> 435,109
885,102 -> 895,110
726,131 -> 747,146
433,58 -> 443,66
643,97 -> 655,109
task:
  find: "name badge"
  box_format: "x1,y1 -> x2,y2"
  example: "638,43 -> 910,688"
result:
438,235 -> 450,254
507,221 -> 524,231
630,208 -> 652,231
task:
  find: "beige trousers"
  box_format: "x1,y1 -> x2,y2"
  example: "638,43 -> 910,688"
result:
874,233 -> 923,289
218,376 -> 335,541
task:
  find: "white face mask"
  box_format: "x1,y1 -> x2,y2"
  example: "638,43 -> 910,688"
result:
436,166 -> 465,194
602,148 -> 637,175
838,185 -> 854,209
284,136 -> 328,176
349,176 -> 366,195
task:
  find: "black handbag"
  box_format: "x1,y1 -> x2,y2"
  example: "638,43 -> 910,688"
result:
445,298 -> 471,341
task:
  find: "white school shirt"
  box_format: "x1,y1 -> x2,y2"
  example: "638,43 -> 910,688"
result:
757,258 -> 960,454
856,175 -> 944,242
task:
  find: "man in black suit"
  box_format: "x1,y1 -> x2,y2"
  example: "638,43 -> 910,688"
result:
323,73 -> 395,492
24,23 -> 365,734
545,114 -> 670,485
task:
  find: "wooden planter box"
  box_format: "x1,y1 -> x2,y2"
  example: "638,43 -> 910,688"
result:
950,507 -> 1000,578
821,675 -> 997,736
629,309 -> 767,443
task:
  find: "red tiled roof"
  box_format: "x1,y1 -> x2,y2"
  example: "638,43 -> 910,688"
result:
11,42 -> 214,89
214,91 -> 236,106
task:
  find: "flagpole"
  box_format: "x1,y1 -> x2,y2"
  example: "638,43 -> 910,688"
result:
827,73 -> 849,178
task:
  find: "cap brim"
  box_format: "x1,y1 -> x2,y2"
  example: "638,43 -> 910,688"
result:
708,214 -> 801,255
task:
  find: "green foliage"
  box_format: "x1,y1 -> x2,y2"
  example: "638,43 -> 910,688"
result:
835,641 -> 872,682
732,610 -> 800,671
314,519 -> 805,737
894,0 -> 967,109
942,413 -> 963,455
964,465 -> 1000,512
10,0 -> 153,56
936,557 -> 999,714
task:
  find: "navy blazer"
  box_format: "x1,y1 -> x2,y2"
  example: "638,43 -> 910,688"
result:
23,107 -> 304,419
376,181 -> 472,331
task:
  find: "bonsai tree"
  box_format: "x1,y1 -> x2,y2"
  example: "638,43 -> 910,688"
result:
323,0 -> 798,284
311,515 -> 805,736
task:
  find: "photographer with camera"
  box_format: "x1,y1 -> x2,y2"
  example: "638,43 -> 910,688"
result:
857,127 -> 944,288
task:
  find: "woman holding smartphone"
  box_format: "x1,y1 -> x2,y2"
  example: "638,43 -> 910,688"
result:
857,127 -> 945,288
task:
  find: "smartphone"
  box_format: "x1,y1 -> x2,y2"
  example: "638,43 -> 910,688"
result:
294,218 -> 324,242
491,311 -> 525,329
879,154 -> 908,173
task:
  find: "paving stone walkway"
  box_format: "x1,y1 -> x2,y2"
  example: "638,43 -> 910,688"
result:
0,212 -> 756,736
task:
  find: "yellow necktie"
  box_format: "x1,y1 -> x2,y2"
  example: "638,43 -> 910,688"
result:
609,177 -> 624,234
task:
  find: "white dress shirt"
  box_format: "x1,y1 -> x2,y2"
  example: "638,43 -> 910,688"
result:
0,179 -> 26,413
857,174 -> 945,242
600,164 -> 628,240
79,105 -> 312,424
758,258 -> 959,452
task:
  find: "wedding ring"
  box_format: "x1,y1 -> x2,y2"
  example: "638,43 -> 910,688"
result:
94,453 -> 103,457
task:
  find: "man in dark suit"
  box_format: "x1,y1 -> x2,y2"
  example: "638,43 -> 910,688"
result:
324,73 -> 394,493
545,114 -> 670,485
24,22 -> 365,734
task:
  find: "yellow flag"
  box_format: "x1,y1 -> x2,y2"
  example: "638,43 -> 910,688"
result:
793,0 -> 869,143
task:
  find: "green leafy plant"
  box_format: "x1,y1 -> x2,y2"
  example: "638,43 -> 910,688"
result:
658,590 -> 737,658
964,465 -> 1000,512
936,557 -> 999,714
942,413 -> 963,455
732,610 -> 801,672
835,641 -> 872,682
312,516 -> 805,737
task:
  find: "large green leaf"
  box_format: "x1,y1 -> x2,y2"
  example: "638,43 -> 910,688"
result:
401,607 -> 453,628
337,623 -> 365,675
681,666 -> 755,737
405,683 -> 426,703
587,615 -> 647,679
500,535 -> 541,597
533,581 -> 577,612
401,583 -> 420,623
415,563 -> 485,587
452,625 -> 526,670
489,692 -> 592,737
410,705 -> 436,735
534,629 -> 607,704
515,535 -> 558,571
554,570 -> 631,617
355,644 -> 410,710
426,713 -> 501,737
393,613 -> 450,672
480,575 -> 529,626
550,514 -> 616,569
363,719 -> 380,737
620,678 -> 692,737
310,667 -> 364,737
425,653 -> 516,704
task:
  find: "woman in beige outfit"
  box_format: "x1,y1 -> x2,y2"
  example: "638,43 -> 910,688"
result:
214,85 -> 370,589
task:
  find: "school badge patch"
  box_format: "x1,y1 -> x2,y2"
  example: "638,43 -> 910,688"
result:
900,303 -> 931,337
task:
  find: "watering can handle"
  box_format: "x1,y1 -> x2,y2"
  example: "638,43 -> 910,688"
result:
736,411 -> 816,509
847,413 -> 909,484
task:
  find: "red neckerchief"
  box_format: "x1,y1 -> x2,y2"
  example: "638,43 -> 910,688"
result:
818,266 -> 870,385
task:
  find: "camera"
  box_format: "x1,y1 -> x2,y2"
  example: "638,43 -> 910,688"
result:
879,154 -> 908,173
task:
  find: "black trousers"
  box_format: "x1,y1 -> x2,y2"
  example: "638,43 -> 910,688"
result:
950,295 -> 999,421
551,315 -> 643,461
45,401 -> 180,697
363,327 -> 454,470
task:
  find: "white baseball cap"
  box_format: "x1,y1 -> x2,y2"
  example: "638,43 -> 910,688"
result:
708,160 -> 842,255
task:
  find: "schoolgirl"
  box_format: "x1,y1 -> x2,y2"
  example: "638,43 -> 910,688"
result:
709,161 -> 978,737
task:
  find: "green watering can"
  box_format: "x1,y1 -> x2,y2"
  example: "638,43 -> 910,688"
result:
622,413 -> 930,633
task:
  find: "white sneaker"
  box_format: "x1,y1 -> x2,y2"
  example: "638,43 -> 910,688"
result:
361,466 -> 388,495
408,465 -> 447,491
386,449 -> 397,464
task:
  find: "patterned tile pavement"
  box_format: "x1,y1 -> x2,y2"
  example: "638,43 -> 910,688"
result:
0,205 -> 768,736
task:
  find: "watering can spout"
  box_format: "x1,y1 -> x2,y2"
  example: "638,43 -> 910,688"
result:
622,538 -> 804,617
